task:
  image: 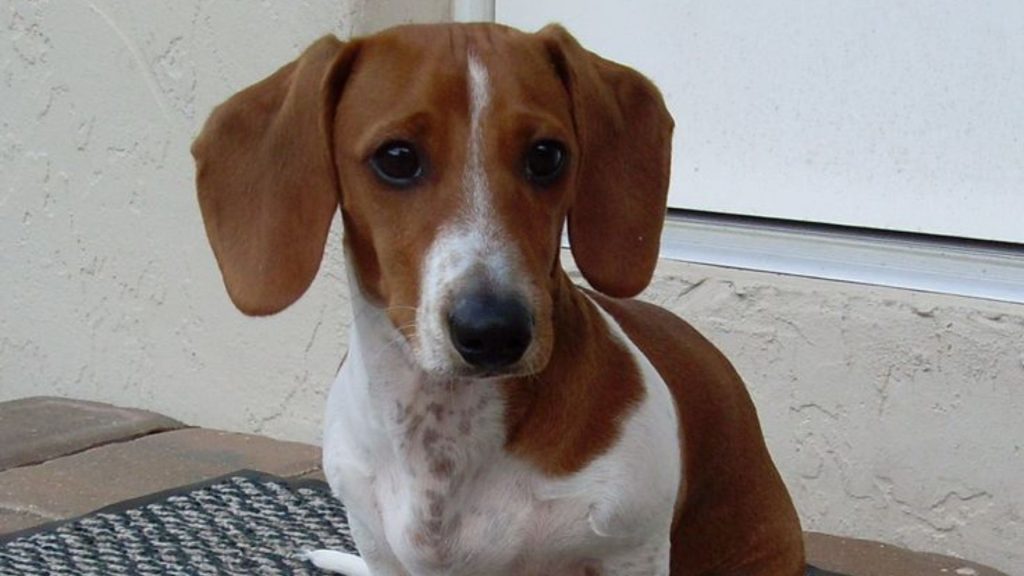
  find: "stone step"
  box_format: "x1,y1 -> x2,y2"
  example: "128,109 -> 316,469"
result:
0,397 -> 1009,575
0,396 -> 183,472
0,427 -> 321,524
805,531 -> 1008,576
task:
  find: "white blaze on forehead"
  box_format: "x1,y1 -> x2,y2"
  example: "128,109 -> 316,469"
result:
466,53 -> 492,222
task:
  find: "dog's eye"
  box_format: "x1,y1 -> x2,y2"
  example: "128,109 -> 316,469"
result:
525,140 -> 567,184
371,140 -> 423,186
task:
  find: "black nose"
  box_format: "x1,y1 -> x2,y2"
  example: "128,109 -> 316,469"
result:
448,292 -> 533,371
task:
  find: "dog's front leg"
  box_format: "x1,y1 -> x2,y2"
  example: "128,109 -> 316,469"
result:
300,549 -> 406,576
301,549 -> 371,575
302,525 -> 411,576
303,507 -> 414,575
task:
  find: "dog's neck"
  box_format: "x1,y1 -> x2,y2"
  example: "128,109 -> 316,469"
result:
343,256 -> 509,462
344,260 -> 643,478
501,273 -> 645,476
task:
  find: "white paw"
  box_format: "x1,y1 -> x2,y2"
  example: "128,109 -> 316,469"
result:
298,549 -> 370,575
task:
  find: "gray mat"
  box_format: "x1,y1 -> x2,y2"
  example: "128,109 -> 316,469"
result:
0,471 -> 356,575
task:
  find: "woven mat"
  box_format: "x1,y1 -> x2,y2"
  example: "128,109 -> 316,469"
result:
0,471 -> 357,575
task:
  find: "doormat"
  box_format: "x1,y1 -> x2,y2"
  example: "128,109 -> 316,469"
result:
0,470 -> 356,575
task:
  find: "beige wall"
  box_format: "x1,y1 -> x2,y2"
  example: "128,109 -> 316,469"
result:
633,260 -> 1023,574
1,1 -> 1021,572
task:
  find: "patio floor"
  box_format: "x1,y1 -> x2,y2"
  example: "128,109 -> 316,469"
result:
0,397 -> 1007,576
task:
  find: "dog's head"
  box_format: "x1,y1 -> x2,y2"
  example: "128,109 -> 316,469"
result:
193,23 -> 672,379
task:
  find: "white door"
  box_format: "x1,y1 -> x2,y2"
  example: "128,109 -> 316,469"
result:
498,1 -> 1024,244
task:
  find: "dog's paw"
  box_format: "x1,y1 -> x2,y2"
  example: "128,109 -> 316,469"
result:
297,549 -> 370,575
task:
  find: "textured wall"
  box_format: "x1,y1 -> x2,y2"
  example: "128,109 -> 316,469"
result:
0,0 -> 448,442
632,260 -> 1024,574
2,1 -> 1022,573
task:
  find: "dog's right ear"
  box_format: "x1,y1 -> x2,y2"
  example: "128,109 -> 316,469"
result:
192,36 -> 358,316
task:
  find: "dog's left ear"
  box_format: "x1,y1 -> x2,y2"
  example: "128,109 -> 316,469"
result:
539,25 -> 674,298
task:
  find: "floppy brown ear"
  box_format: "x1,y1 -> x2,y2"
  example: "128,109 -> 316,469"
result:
192,36 -> 358,315
540,25 -> 674,298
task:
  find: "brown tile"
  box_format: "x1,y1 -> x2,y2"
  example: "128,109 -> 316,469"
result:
805,531 -> 1009,576
0,428 -> 321,520
0,507 -> 54,535
0,397 -> 183,471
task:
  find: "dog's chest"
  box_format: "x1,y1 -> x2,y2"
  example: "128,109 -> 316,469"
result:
373,382 -> 596,575
324,301 -> 680,575
325,365 -> 603,574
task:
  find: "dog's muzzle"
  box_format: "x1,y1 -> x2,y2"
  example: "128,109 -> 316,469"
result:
447,291 -> 533,371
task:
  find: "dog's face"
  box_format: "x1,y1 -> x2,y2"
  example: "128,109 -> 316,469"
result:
335,27 -> 575,378
193,23 -> 672,379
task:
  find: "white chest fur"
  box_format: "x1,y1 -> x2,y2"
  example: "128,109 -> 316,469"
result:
322,292 -> 681,576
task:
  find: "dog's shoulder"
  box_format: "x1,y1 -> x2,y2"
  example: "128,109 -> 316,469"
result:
588,290 -> 806,575
585,289 -> 743,394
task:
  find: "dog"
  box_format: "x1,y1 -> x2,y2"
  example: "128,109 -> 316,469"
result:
193,22 -> 805,576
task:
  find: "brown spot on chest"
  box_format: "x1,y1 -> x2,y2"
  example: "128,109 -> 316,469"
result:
502,276 -> 644,475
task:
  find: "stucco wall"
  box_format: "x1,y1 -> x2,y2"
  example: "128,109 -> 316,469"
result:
1,0 -> 449,444
635,260 -> 1024,574
2,1 -> 1022,572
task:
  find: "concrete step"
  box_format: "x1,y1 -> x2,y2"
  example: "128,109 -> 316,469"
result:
0,396 -> 183,472
805,531 -> 1007,576
0,427 -> 321,525
0,397 -> 1008,575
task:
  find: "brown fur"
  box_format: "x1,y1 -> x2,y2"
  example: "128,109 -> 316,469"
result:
592,293 -> 805,576
503,273 -> 645,476
540,26 -> 674,298
192,37 -> 357,315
